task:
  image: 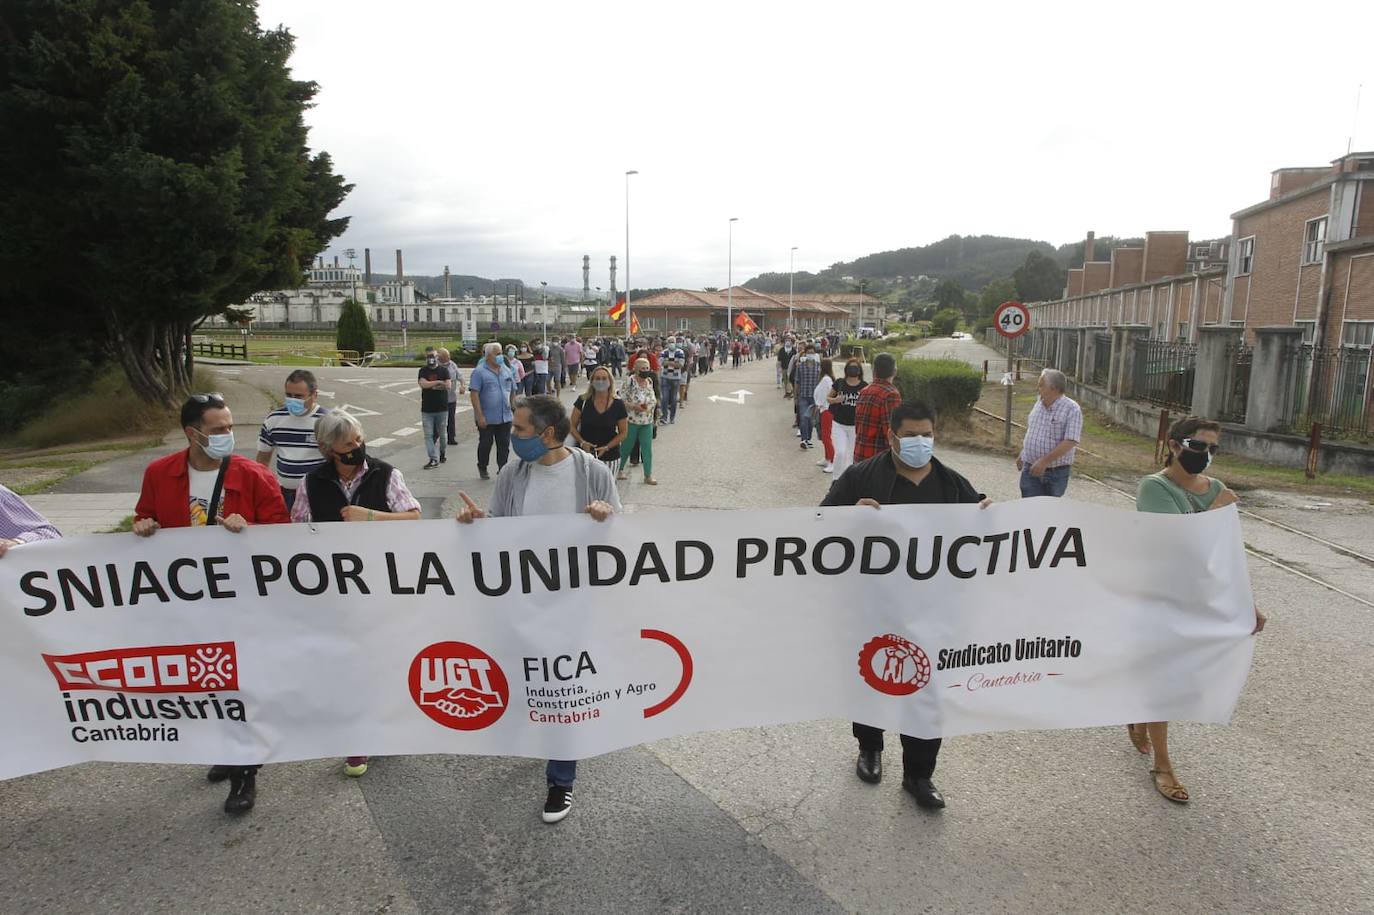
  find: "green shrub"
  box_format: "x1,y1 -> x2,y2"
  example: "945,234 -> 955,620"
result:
336,300 -> 375,354
930,309 -> 960,336
893,358 -> 982,420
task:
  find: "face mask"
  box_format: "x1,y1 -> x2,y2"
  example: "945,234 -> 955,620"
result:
512,431 -> 550,463
197,430 -> 235,461
497,355 -> 507,367
1176,448 -> 1211,475
785,345 -> 793,352
426,356 -> 437,366
638,370 -> 653,378
895,435 -> 933,469
845,367 -> 861,378
284,396 -> 308,416
334,443 -> 366,466
592,379 -> 611,392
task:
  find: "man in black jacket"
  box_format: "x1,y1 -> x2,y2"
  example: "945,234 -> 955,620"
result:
820,400 -> 991,810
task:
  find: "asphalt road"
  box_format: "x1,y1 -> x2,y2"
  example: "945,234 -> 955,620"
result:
2,355 -> 1372,914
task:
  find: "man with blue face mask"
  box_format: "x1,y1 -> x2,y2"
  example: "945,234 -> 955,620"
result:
820,400 -> 991,812
132,392 -> 289,816
256,369 -> 329,510
454,394 -> 620,824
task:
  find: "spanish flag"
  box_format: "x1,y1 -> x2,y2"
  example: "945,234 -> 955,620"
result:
629,313 -> 641,335
608,294 -> 626,322
734,311 -> 758,334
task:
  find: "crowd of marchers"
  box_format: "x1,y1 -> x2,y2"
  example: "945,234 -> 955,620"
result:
0,332 -> 1263,824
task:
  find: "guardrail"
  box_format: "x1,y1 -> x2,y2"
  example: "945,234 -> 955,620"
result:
191,341 -> 248,360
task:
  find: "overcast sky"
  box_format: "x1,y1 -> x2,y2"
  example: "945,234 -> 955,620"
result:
257,0 -> 1373,290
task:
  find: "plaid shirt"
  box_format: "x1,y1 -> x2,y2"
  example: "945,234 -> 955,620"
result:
1019,395 -> 1083,467
793,356 -> 821,400
853,379 -> 902,462
0,483 -> 61,544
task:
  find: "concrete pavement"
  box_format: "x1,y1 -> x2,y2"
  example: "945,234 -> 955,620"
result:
2,355 -> 1372,913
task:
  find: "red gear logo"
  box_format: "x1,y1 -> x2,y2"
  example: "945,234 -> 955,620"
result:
409,641 -> 509,731
857,634 -> 931,696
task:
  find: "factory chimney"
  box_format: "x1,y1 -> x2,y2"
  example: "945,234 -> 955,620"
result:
609,256 -> 618,298
395,249 -> 404,282
1084,231 -> 1095,266
364,248 -> 372,285
443,265 -> 452,298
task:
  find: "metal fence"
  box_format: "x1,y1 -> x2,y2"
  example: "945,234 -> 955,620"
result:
1060,333 -> 1079,378
1277,344 -> 1373,441
1218,341 -> 1252,424
1091,333 -> 1112,386
1134,338 -> 1197,412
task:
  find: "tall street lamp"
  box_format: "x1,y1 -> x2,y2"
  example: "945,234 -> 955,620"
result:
595,286 -> 602,337
789,245 -> 798,333
728,217 -> 739,335
625,170 -> 638,340
540,281 -> 548,347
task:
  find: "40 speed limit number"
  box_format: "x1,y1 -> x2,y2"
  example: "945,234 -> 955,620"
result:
993,301 -> 1030,338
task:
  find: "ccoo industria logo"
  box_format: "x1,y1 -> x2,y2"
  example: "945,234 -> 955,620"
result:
42,642 -> 246,744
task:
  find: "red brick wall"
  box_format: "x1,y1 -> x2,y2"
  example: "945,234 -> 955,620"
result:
1109,248 -> 1144,288
1356,183 -> 1374,239
1236,189 -> 1329,330
1082,262 -> 1112,294
1065,268 -> 1084,297
1142,232 -> 1189,282
1334,252 -> 1374,323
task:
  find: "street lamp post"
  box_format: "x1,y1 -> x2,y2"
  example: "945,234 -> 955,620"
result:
540,281 -> 548,348
789,245 -> 798,333
625,170 -> 638,341
856,279 -> 867,335
728,217 -> 739,335
595,286 -> 602,337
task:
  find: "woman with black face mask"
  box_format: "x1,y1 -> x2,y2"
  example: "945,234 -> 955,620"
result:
291,410 -> 422,779
1131,414 -> 1265,804
826,358 -> 866,479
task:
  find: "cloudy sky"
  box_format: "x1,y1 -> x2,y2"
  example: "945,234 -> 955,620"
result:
258,0 -> 1373,289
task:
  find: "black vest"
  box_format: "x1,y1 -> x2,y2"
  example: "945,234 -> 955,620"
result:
304,458 -> 396,522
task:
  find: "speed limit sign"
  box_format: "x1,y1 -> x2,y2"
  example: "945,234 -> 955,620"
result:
993,301 -> 1030,338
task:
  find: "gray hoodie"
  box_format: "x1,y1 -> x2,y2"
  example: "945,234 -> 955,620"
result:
488,446 -> 621,517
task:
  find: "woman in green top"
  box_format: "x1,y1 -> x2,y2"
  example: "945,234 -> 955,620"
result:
1131,415 -> 1265,803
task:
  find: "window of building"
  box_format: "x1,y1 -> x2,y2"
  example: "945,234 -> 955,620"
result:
375,309 -> 382,322
1177,322 -> 1189,341
492,307 -> 499,321
1237,236 -> 1255,275
388,308 -> 396,322
438,308 -> 445,323
1342,321 -> 1374,348
413,308 -> 419,323
1294,320 -> 1315,343
1303,217 -> 1327,264
425,308 -> 433,323
678,318 -> 691,330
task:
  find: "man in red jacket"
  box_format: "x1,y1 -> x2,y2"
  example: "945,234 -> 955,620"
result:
133,392 -> 289,814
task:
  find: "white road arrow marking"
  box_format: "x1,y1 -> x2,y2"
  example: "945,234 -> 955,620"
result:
379,381 -> 412,389
708,390 -> 755,405
317,391 -> 335,399
368,437 -> 395,447
392,427 -> 419,437
338,404 -> 380,417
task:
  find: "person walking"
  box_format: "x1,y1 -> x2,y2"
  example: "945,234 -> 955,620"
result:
418,347 -> 450,469
290,410 -> 422,778
821,400 -> 991,810
1017,368 -> 1083,498
570,366 -> 629,474
793,344 -> 822,451
548,337 -> 566,396
255,369 -> 329,511
453,395 -> 620,824
1130,415 -> 1265,804
132,392 -> 289,814
852,353 -> 902,463
659,345 -> 683,424
618,358 -> 658,485
814,357 -> 836,473
777,337 -> 796,396
827,358 -> 865,479
469,342 -> 518,480
532,344 -> 551,396
564,336 -> 583,382
438,348 -> 466,449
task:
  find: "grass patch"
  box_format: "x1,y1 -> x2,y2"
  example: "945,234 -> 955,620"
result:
105,515 -> 135,534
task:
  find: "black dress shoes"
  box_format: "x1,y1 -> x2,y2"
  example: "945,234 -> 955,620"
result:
206,764 -> 233,783
902,776 -> 946,809
224,768 -> 257,814
855,749 -> 882,784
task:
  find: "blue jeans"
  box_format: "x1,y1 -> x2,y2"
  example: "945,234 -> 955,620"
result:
422,411 -> 446,461
662,379 -> 680,422
797,396 -> 815,442
1019,465 -> 1071,497
547,759 -> 577,788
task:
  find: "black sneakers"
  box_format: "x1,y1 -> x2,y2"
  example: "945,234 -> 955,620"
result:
224,767 -> 257,814
542,785 -> 573,824
423,460 -> 438,470
206,764 -> 233,783
478,467 -> 490,480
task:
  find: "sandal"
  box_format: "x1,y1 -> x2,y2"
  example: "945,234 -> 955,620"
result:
1127,724 -> 1151,755
644,477 -> 658,486
1150,768 -> 1190,803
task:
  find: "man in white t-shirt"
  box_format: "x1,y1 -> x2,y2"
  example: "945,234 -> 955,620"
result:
256,369 -> 329,511
454,394 -> 619,824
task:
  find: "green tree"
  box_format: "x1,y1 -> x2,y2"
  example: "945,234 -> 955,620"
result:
0,0 -> 351,407
976,278 -> 1018,319
335,300 -> 374,355
930,309 -> 960,336
1013,251 -> 1066,303
934,278 -> 966,311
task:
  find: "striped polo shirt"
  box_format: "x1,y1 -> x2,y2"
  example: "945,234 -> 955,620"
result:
257,405 -> 329,490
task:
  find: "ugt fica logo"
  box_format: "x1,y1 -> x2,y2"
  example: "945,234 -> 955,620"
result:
409,641 -> 510,731
44,642 -> 238,693
857,634 -> 931,696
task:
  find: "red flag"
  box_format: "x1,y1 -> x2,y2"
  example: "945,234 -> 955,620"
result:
608,294 -> 626,321
629,313 -> 641,335
734,311 -> 758,334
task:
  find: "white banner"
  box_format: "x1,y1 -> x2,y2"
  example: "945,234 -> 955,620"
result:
0,500 -> 1256,780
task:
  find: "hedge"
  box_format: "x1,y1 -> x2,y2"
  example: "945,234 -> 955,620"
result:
892,358 -> 982,420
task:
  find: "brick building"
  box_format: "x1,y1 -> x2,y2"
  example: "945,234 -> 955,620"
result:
628,287 -> 860,334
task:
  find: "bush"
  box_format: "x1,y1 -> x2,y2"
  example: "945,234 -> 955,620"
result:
336,300 -> 375,355
893,358 -> 982,421
930,309 -> 960,336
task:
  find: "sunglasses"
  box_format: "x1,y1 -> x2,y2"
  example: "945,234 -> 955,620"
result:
1180,438 -> 1219,455
189,392 -> 225,405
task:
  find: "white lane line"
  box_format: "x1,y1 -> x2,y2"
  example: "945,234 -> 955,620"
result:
369,437 -> 396,447
317,391 -> 335,398
400,388 -> 420,396
392,427 -> 419,436
338,404 -> 380,417
379,381 -> 412,389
